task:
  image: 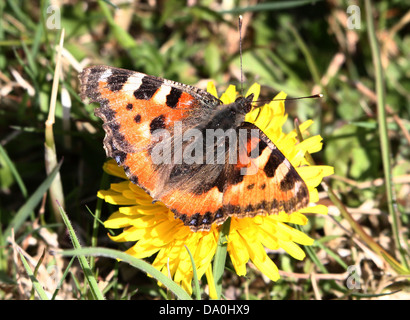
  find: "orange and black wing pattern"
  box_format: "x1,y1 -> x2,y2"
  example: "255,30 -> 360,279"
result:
80,65 -> 220,198
80,66 -> 309,232
163,123 -> 309,231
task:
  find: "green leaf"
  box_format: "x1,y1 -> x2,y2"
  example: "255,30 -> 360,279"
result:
185,245 -> 201,300
56,203 -> 105,300
3,161 -> 62,241
218,0 -> 323,14
212,217 -> 231,299
17,249 -> 49,300
57,247 -> 192,300
204,42 -> 221,78
0,143 -> 27,197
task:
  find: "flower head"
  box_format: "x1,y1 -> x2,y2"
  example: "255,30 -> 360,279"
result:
99,82 -> 333,296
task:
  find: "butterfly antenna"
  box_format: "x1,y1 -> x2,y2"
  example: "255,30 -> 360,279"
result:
255,94 -> 323,103
238,15 -> 244,97
270,93 -> 323,102
237,16 -> 323,104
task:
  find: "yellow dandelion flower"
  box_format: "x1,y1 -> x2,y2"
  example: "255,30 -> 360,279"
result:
98,82 -> 333,297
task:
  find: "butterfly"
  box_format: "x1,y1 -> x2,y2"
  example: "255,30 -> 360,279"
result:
80,66 -> 309,231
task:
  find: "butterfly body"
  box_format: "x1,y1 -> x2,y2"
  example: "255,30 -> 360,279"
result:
80,66 -> 309,231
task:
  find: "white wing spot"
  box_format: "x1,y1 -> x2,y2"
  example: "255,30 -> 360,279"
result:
122,74 -> 143,96
153,85 -> 172,105
100,69 -> 113,81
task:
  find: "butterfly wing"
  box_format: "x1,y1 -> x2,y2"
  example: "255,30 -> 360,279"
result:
80,66 -> 221,198
80,66 -> 309,232
221,122 -> 309,219
161,122 -> 310,231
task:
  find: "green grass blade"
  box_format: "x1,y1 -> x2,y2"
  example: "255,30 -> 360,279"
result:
365,0 -> 409,270
324,182 -> 409,275
21,38 -> 38,77
90,170 -> 110,271
294,224 -> 327,274
51,256 -> 76,300
44,28 -> 65,225
287,23 -> 322,90
0,143 -> 27,198
56,203 -> 105,300
98,0 -> 138,53
57,247 -> 192,300
294,120 -> 327,273
294,120 -> 350,293
3,161 -> 62,241
350,289 -> 402,299
185,245 -> 201,300
30,249 -> 46,299
219,0 -> 322,14
314,239 -> 349,270
17,248 -> 49,300
6,0 -> 36,29
212,217 -> 231,299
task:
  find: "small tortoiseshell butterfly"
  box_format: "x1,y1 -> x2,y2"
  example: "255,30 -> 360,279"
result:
79,66 -> 309,231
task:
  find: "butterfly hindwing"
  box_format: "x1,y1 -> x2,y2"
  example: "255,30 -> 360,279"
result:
162,123 -> 309,231
221,123 -> 309,219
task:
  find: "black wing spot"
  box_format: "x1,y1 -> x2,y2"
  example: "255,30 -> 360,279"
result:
130,175 -> 139,185
134,76 -> 163,100
107,70 -> 129,92
263,152 -> 284,178
134,114 -> 142,123
166,87 -> 183,108
280,170 -> 296,191
150,115 -> 166,133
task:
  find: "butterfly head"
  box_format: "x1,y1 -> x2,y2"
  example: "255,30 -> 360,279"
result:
234,93 -> 255,114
